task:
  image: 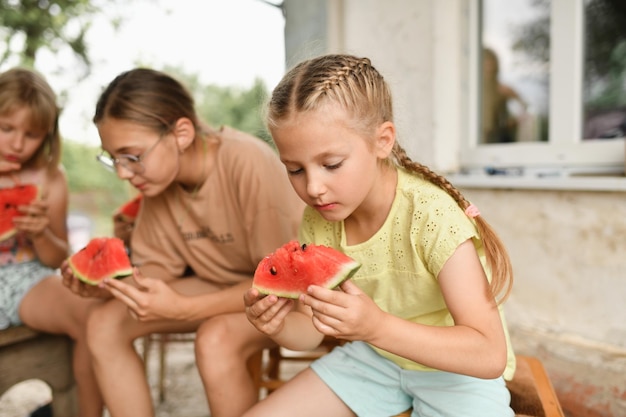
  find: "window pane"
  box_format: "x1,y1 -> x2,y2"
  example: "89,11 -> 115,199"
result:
582,0 -> 626,140
481,0 -> 550,144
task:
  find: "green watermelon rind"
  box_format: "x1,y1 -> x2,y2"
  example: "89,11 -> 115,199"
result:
68,258 -> 133,286
0,228 -> 17,242
254,259 -> 361,299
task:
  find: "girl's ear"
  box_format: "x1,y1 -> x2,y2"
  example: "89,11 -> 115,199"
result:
375,121 -> 396,159
172,117 -> 196,152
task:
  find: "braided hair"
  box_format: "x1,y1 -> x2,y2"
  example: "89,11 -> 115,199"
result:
267,54 -> 513,302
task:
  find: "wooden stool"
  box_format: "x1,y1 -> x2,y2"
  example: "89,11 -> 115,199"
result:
250,341 -> 564,417
248,336 -> 341,397
0,325 -> 77,416
507,355 -> 565,417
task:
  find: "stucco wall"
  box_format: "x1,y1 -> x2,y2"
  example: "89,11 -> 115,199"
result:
283,0 -> 437,166
340,0 -> 435,165
465,189 -> 625,346
463,188 -> 626,416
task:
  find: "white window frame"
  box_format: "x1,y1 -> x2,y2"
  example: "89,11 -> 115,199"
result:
451,0 -> 625,179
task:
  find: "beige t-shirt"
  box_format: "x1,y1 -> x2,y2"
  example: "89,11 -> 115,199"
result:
132,127 -> 304,285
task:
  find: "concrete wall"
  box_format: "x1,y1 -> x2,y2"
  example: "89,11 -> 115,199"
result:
282,1 -> 626,415
464,188 -> 626,416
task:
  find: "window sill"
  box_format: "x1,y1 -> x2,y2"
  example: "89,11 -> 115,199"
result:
447,172 -> 626,192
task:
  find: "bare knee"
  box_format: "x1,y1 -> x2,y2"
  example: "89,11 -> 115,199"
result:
86,301 -> 133,356
195,316 -> 237,358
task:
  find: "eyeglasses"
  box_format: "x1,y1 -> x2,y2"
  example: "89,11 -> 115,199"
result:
96,134 -> 165,174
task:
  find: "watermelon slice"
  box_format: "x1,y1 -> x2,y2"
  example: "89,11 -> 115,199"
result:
0,184 -> 39,241
113,195 -> 143,222
68,237 -> 133,285
252,240 -> 361,299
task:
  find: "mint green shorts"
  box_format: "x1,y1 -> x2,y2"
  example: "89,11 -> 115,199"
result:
310,341 -> 514,417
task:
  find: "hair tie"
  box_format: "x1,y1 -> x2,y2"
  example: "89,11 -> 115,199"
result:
464,204 -> 480,218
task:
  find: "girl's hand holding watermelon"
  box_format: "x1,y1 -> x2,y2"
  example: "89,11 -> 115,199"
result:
60,259 -> 114,299
102,270 -> 189,322
299,280 -> 386,343
13,198 -> 50,239
247,241 -> 362,349
244,287 -> 295,337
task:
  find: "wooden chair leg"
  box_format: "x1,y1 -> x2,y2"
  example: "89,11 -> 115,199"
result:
142,335 -> 152,370
158,334 -> 167,403
247,349 -> 265,397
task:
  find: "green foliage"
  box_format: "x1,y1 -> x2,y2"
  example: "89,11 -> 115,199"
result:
512,0 -> 626,109
0,0 -> 96,71
62,140 -> 120,191
62,140 -> 133,236
0,0 -> 135,79
161,66 -> 273,144
585,41 -> 626,111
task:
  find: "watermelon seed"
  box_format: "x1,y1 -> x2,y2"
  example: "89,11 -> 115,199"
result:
301,243 -> 307,251
270,266 -> 277,275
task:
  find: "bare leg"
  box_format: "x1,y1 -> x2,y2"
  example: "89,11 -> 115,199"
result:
242,367 -> 355,417
195,313 -> 275,417
86,278 -> 214,417
19,275 -> 104,417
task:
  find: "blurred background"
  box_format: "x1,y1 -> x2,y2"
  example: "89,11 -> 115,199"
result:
0,0 -> 286,250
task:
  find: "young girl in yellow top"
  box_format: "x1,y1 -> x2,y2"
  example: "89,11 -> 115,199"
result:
244,54 -> 516,416
0,67 -> 102,417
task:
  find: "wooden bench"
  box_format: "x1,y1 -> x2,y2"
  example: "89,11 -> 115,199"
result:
0,325 -> 77,416
249,342 -> 565,417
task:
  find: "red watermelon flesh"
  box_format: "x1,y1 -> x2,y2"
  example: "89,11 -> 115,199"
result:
253,240 -> 361,299
68,237 -> 133,285
0,184 -> 39,241
114,195 -> 143,221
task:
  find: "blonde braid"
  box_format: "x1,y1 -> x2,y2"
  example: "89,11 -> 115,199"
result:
393,143 -> 513,303
268,55 -> 391,135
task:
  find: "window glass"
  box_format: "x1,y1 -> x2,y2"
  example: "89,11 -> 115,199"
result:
481,0 -> 550,144
461,0 -> 624,174
582,0 -> 626,140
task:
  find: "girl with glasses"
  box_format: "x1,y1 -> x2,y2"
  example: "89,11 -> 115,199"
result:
0,68 -> 103,417
61,68 -> 304,417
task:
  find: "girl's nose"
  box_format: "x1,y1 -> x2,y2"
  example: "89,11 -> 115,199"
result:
306,173 -> 326,198
115,164 -> 135,180
10,134 -> 25,151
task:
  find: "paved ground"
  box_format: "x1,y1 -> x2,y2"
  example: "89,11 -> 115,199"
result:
0,339 -> 306,417
0,339 -> 209,417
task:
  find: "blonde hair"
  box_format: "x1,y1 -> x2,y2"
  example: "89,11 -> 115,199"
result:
267,54 -> 513,302
0,67 -> 62,171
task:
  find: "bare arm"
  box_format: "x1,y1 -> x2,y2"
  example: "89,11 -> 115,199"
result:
300,239 -> 508,379
103,271 -> 262,322
17,168 -> 69,267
